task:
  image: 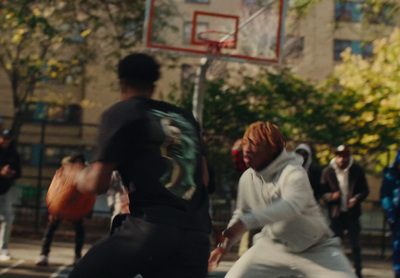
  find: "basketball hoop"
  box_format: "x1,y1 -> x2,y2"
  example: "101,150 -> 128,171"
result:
197,30 -> 236,56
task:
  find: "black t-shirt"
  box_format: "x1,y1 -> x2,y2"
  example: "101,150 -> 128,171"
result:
0,145 -> 22,195
95,96 -> 211,232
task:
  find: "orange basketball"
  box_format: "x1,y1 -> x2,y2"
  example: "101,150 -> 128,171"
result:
46,165 -> 96,221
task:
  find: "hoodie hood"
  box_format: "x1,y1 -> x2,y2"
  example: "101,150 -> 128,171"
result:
330,155 -> 354,172
255,148 -> 303,182
295,143 -> 312,171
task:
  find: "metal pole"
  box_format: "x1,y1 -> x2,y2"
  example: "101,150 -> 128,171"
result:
35,120 -> 45,233
192,57 -> 212,128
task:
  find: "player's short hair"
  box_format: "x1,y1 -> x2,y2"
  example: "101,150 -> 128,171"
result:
118,53 -> 160,91
243,121 -> 286,159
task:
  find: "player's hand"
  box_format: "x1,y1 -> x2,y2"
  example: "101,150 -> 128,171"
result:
348,197 -> 357,208
61,162 -> 87,188
0,165 -> 16,179
208,245 -> 226,271
222,221 -> 247,250
332,190 -> 340,201
119,187 -> 130,214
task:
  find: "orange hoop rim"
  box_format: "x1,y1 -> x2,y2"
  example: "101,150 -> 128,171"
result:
197,30 -> 236,52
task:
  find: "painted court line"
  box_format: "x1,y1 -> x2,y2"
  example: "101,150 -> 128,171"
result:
0,259 -> 25,275
50,264 -> 71,278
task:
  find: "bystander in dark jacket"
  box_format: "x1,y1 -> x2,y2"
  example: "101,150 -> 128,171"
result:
381,149 -> 400,278
295,143 -> 322,202
320,145 -> 369,278
0,129 -> 21,261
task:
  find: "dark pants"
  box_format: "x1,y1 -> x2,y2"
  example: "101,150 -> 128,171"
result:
391,220 -> 400,277
69,215 -> 210,278
41,218 -> 85,258
330,212 -> 362,276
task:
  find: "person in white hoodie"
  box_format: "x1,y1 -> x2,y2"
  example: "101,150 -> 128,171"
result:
208,121 -> 355,278
321,145 -> 369,278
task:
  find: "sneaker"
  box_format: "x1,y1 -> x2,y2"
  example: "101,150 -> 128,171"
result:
36,255 -> 48,266
0,251 -> 11,262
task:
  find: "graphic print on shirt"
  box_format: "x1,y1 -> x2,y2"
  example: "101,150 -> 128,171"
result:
150,110 -> 199,200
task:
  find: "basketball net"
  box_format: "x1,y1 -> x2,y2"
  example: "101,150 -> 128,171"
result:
198,30 -> 235,79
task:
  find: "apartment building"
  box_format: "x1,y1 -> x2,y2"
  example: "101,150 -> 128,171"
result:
0,0 -> 397,201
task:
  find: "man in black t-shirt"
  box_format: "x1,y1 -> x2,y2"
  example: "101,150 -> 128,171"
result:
68,53 -> 211,278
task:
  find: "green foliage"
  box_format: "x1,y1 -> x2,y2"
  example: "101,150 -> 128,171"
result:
321,27 -> 400,172
289,0 -> 323,18
167,68 -> 328,195
169,26 -> 400,193
361,0 -> 400,25
0,0 -> 152,137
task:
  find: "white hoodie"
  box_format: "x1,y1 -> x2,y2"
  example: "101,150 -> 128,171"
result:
329,156 -> 354,212
229,149 -> 333,253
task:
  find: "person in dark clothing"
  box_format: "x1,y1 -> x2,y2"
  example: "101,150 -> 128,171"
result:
36,152 -> 87,266
295,143 -> 322,202
321,145 -> 370,278
0,129 -> 21,261
381,150 -> 400,278
68,53 -> 211,278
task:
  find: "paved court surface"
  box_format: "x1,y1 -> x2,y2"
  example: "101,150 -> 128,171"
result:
0,238 -> 395,278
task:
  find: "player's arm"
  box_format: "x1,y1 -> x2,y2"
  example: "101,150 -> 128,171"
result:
76,161 -> 116,194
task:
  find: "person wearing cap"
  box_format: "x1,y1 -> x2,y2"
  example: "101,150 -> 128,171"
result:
36,152 -> 88,267
209,122 -> 356,278
321,145 -> 369,278
0,129 -> 21,261
381,150 -> 400,278
295,143 -> 322,202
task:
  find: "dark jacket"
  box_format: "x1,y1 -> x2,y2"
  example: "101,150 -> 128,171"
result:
381,150 -> 400,225
0,142 -> 22,195
308,163 -> 322,201
321,159 -> 369,219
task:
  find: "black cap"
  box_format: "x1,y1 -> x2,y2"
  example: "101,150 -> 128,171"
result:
1,129 -> 12,138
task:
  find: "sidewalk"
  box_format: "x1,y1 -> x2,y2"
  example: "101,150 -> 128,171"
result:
4,237 -> 395,278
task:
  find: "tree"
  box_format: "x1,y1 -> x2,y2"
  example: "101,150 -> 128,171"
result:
321,27 -> 400,172
0,0 -> 93,137
167,68 -> 326,195
0,0 -> 177,139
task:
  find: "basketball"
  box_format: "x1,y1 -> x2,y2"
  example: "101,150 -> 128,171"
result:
46,164 -> 96,221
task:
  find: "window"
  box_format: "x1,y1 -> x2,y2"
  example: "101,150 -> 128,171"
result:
123,21 -> 139,41
364,4 -> 393,25
283,36 -> 304,58
335,1 -> 362,23
183,22 -> 209,45
334,40 -> 373,61
20,102 -> 82,124
17,144 -> 34,166
59,23 -> 86,43
40,63 -> 84,85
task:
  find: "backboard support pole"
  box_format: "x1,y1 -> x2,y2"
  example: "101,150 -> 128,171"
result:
192,57 -> 212,129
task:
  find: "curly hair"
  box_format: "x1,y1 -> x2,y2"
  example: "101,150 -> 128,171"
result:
242,121 -> 286,159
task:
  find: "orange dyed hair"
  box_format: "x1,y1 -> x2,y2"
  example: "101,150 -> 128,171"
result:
243,121 -> 286,158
